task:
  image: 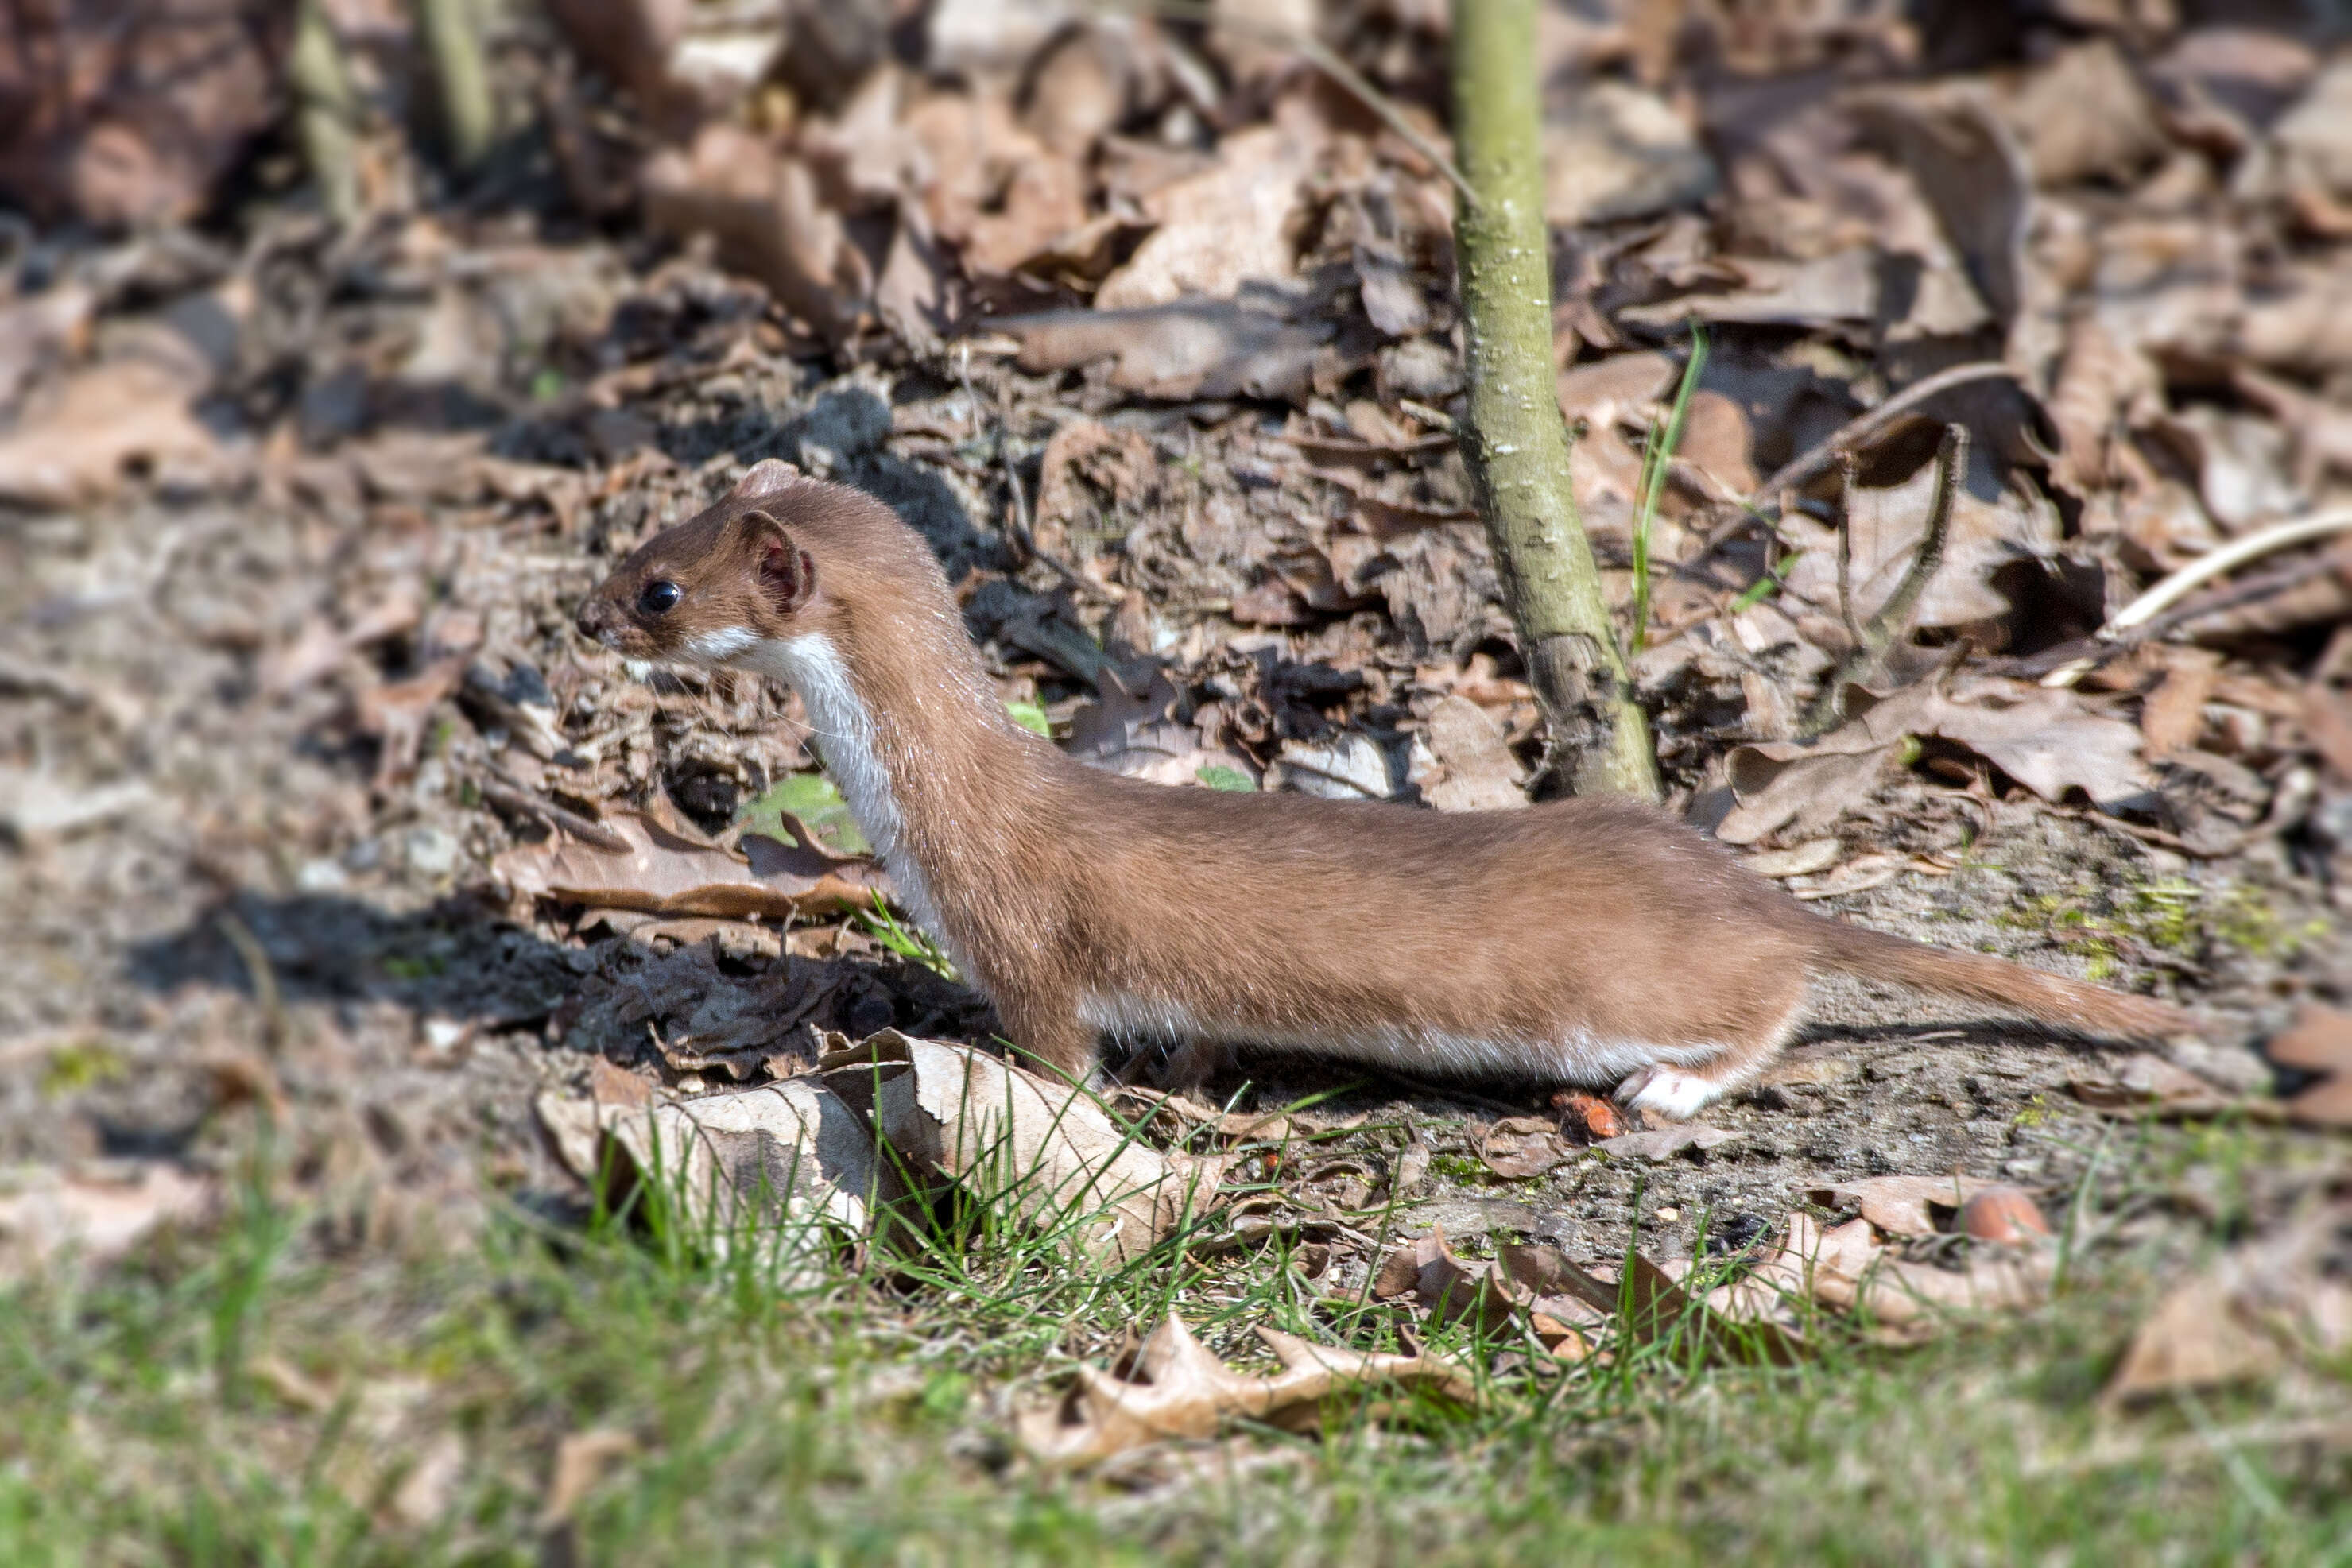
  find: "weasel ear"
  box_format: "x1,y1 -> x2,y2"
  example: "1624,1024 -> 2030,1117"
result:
740,512 -> 817,617
729,458 -> 801,503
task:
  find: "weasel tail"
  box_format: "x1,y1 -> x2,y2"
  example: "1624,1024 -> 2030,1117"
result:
1806,918 -> 2190,1040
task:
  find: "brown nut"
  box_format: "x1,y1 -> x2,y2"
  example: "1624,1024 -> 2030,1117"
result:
1960,1185 -> 2052,1244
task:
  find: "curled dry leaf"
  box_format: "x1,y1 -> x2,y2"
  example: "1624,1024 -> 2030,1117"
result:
1109,1086 -> 1293,1145
641,125 -> 870,340
1516,1241 -> 1803,1364
0,1160 -> 217,1283
1720,676 -> 2156,846
535,1074 -> 887,1278
1742,838 -> 1842,878
1064,668 -> 1257,790
1542,80 -> 1717,228
1019,1312 -> 1475,1471
493,808 -> 889,920
1803,1174 -> 1997,1238
0,0 -> 285,228
2106,1274 -> 2283,1406
1752,1211 -> 2050,1338
355,657 -> 467,789
819,1032 -> 1228,1264
2069,1052 -> 2262,1121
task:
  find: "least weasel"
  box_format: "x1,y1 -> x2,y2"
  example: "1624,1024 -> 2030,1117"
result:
575,460 -> 2189,1119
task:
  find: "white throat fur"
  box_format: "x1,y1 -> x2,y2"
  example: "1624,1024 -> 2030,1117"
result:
736,633 -> 943,936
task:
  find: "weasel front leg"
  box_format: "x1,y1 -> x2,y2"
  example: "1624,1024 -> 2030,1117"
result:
991,985 -> 1100,1088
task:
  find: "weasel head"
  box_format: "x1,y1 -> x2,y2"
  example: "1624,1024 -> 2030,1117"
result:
575,459 -> 831,669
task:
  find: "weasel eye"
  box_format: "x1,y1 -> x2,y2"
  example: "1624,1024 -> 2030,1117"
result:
637,579 -> 682,616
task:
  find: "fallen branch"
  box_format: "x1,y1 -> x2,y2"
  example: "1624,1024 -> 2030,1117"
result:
1799,424 -> 1963,736
2038,508 -> 2352,689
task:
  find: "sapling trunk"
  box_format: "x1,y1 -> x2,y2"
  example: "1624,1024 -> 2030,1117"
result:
417,0 -> 495,171
1447,0 -> 1660,800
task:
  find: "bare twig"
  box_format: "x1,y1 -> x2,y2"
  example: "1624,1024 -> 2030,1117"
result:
478,771 -> 633,853
1749,362 -> 2016,512
2008,540 -> 2352,685
1799,424 -> 1964,737
1832,449 -> 1862,648
2035,509 -> 2352,688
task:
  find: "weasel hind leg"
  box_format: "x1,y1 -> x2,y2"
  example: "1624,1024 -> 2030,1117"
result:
1609,1000 -> 1804,1122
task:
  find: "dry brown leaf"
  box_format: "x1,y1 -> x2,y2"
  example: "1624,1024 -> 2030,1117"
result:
1598,1125 -> 1738,1161
1742,838 -> 1842,878
990,300 -> 1332,404
2141,647 -> 2221,758
0,1160 -> 217,1283
0,357 -> 225,505
355,656 -> 467,789
1064,668 -> 1258,790
1375,1229 -> 1529,1330
2109,1201 -> 2352,1404
1783,452 -> 2060,630
1850,85 -> 2035,358
1412,695 -> 1528,813
1722,676 -> 2156,846
2005,39 -> 2168,188
820,1032 -> 1227,1264
1108,1086 -> 1293,1144
1541,80 -> 1717,228
1803,1174 -> 1997,1238
1618,250 -> 1877,331
2106,1274 -> 2283,1404
493,807 -> 888,920
0,0 -> 284,228
1095,117 -> 1318,309
1837,1249 -> 2052,1328
1556,350 -> 1677,423
1019,1312 -> 1474,1470
2266,1005 -> 2352,1127
641,126 -> 870,339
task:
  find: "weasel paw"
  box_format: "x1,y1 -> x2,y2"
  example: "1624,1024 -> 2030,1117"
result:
1612,1067 -> 1719,1122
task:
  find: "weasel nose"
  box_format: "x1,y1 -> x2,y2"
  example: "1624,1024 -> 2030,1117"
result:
575,598 -> 611,642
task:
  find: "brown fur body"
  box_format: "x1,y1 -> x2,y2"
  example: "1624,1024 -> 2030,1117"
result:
576,463 -> 2189,1117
